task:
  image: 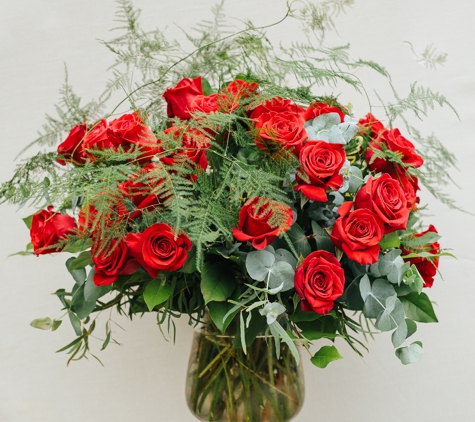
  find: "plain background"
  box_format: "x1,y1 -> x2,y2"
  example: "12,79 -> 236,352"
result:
1,1 -> 474,421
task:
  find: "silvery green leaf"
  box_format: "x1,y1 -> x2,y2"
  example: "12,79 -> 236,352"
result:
268,261 -> 295,292
274,248 -> 297,269
268,283 -> 284,295
403,264 -> 424,294
246,250 -> 275,281
259,302 -> 286,325
337,121 -> 359,143
375,295 -> 404,332
359,274 -> 372,302
378,249 -> 408,284
363,279 -> 397,318
392,319 -> 408,348
264,245 -> 275,255
348,166 -> 363,193
395,341 -> 423,365
304,113 -> 341,131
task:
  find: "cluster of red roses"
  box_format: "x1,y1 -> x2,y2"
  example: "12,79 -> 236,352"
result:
29,75 -> 440,317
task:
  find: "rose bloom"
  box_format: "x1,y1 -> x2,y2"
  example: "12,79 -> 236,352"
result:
118,163 -> 171,219
358,113 -> 385,139
126,223 -> 192,278
92,238 -> 139,286
160,126 -> 210,179
304,101 -> 346,122
254,110 -> 307,157
57,123 -> 87,166
401,224 -> 440,288
330,202 -> 385,265
294,250 -> 345,315
366,128 -> 424,174
250,97 -> 305,120
294,140 -> 346,202
82,113 -> 158,163
232,197 -> 293,250
162,76 -> 203,120
354,174 -> 409,234
30,206 -> 77,255
223,79 -> 259,106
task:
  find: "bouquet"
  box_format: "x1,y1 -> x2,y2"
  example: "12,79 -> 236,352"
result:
0,1 -> 457,420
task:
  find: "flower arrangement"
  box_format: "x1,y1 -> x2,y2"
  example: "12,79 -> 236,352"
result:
0,2 -> 457,416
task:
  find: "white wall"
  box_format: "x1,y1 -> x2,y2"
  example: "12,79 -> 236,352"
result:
1,1 -> 474,421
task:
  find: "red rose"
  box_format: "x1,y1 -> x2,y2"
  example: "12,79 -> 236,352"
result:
109,112 -> 159,163
126,223 -> 192,278
92,238 -> 140,286
118,163 -> 171,219
30,206 -> 77,255
254,111 -> 307,156
82,119 -> 118,160
161,126 -> 210,179
294,140 -> 346,202
304,101 -> 346,122
57,123 -> 87,166
358,113 -> 385,138
401,225 -> 440,288
294,250 -> 345,315
190,94 -> 220,114
354,174 -> 409,234
232,197 -> 293,250
330,202 -> 384,265
366,128 -> 424,174
162,76 -> 203,120
78,198 -> 129,236
250,97 -> 305,120
400,171 -> 420,211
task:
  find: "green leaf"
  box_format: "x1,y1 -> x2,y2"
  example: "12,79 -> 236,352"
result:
51,319 -> 62,331
395,341 -> 423,365
379,232 -> 400,250
22,214 -> 34,229
311,221 -> 335,253
201,77 -> 214,96
269,320 -> 300,365
359,274 -> 371,302
400,292 -> 438,323
201,261 -> 236,304
101,322 -> 111,351
68,251 -> 93,270
207,289 -> 240,333
403,264 -> 424,294
84,269 -> 112,302
65,257 -> 87,286
403,232 -> 442,248
289,305 -> 322,322
297,315 -> 337,340
30,317 -> 53,330
311,345 -> 343,368
62,238 -> 93,253
375,295 -> 405,332
179,245 -> 197,274
71,284 -> 96,320
143,278 -> 173,311
246,250 -> 275,281
285,223 -> 312,257
68,310 -> 82,336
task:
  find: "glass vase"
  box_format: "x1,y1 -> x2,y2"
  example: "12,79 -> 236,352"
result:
185,314 -> 305,422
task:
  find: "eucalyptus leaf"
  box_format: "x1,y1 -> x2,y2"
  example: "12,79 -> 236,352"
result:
66,257 -> 87,286
71,284 -> 96,320
274,248 -> 297,269
30,317 -> 53,330
395,341 -> 423,365
268,260 -> 295,292
363,278 -> 397,319
246,250 -> 275,281
68,310 -> 82,336
348,166 -> 363,193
